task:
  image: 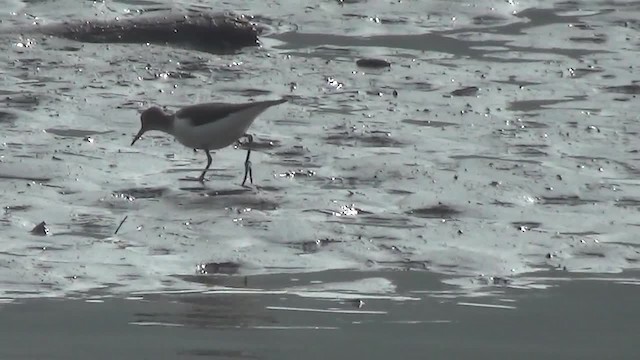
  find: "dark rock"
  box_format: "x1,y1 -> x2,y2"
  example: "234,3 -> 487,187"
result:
450,86 -> 480,97
197,261 -> 240,275
30,221 -> 50,236
356,58 -> 391,68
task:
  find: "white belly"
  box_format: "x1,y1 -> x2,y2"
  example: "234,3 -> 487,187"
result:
171,106 -> 264,150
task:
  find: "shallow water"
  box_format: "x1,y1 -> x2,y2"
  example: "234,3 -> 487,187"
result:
1,270 -> 639,360
0,0 -> 639,299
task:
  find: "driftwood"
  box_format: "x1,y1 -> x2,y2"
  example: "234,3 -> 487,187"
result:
6,11 -> 261,53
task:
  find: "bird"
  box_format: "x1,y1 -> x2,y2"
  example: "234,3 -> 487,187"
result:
131,98 -> 287,185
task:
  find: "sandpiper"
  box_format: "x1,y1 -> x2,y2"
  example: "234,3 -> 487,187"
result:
131,98 -> 287,185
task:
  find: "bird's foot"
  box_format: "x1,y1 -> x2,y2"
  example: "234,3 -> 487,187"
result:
241,159 -> 253,187
240,134 -> 254,187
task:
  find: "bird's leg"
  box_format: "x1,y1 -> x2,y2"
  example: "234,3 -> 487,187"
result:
241,134 -> 253,186
198,149 -> 212,183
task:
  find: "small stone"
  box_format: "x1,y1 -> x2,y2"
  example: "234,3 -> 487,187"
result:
450,86 -> 479,97
356,58 -> 391,68
30,221 -> 50,236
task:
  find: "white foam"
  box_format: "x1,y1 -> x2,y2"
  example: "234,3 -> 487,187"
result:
266,306 -> 387,315
457,302 -> 517,310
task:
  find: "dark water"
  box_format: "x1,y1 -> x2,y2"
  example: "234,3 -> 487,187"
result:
1,270 -> 638,359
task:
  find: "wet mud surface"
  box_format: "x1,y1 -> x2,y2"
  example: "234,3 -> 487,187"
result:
0,0 -> 639,298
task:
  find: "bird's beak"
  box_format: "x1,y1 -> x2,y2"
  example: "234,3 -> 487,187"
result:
131,128 -> 144,146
